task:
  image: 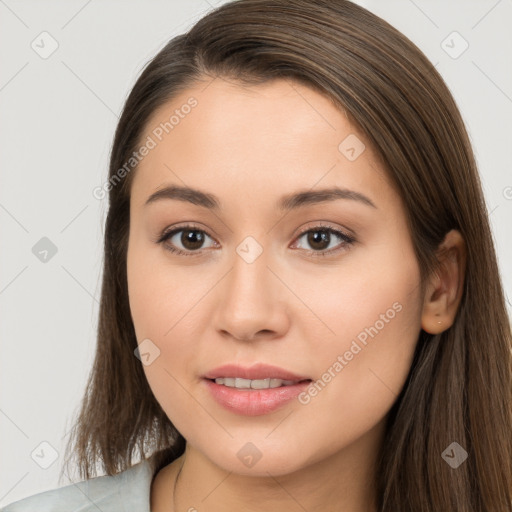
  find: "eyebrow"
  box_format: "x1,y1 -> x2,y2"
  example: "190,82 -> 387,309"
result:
144,185 -> 377,211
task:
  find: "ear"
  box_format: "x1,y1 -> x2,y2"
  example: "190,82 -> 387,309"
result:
421,229 -> 466,334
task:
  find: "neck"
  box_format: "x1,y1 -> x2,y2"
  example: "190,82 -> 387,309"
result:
171,423 -> 384,512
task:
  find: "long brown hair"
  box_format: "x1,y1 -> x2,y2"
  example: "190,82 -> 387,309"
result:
61,1 -> 512,509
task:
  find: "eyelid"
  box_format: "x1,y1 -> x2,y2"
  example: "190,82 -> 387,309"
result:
292,221 -> 355,244
156,222 -> 214,242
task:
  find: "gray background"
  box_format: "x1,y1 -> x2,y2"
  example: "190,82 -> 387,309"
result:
1,0 -> 511,506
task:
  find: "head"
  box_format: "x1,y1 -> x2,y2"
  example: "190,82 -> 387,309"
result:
63,1 -> 512,510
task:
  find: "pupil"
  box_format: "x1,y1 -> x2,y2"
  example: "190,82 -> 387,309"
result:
308,230 -> 329,250
182,229 -> 204,250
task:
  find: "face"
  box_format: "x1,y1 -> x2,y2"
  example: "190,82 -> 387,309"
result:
126,76 -> 424,476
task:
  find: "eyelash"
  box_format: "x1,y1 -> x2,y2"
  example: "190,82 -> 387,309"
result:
155,223 -> 356,258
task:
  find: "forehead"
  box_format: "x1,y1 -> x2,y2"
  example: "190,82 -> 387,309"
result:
130,76 -> 393,211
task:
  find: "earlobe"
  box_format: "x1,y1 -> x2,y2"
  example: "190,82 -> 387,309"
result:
421,230 -> 466,334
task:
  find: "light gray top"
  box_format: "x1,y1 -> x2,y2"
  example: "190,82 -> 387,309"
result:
0,456 -> 159,512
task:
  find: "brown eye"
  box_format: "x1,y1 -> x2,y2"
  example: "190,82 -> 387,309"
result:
179,229 -> 206,250
293,225 -> 355,257
305,230 -> 331,251
157,225 -> 216,256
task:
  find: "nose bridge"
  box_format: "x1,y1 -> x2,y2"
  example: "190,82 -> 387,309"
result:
226,243 -> 273,312
213,240 -> 286,340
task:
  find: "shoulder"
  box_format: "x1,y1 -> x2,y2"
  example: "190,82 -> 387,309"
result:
0,457 -> 157,512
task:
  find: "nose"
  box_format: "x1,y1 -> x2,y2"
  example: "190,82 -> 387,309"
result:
212,248 -> 290,342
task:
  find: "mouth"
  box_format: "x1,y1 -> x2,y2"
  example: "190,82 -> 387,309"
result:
206,377 -> 311,389
202,363 -> 313,416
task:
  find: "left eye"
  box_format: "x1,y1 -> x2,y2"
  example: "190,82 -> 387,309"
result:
292,226 -> 355,255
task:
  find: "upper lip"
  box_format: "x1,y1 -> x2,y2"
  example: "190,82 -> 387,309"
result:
203,363 -> 311,381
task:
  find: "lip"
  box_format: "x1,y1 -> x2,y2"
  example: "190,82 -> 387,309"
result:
203,363 -> 310,381
204,379 -> 311,416
202,363 -> 312,416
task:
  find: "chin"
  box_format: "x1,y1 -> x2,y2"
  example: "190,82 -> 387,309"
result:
201,439 -> 315,477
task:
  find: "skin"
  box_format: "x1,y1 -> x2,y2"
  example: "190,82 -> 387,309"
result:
126,76 -> 466,511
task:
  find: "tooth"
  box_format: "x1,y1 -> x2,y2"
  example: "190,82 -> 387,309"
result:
250,378 -> 271,389
235,378 -> 252,389
214,377 -> 298,389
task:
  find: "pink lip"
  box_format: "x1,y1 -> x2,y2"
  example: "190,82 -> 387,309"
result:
203,363 -> 310,381
202,363 -> 312,416
204,379 -> 311,416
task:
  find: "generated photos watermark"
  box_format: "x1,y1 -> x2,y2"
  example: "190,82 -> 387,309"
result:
298,301 -> 403,405
92,97 -> 198,200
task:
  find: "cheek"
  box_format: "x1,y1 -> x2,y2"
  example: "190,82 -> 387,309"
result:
127,240 -> 207,425
294,243 -> 422,415
127,238 -> 197,342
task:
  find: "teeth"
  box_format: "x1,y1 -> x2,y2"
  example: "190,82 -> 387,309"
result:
214,377 -> 297,389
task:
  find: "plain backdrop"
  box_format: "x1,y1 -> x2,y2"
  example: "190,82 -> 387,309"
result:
1,0 -> 511,506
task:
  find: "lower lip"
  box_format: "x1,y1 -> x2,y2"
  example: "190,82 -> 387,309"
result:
203,379 -> 311,416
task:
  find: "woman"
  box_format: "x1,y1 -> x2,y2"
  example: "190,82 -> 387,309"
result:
3,0 -> 511,511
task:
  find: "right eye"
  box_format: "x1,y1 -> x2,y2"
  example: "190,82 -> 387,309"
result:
157,225 -> 218,256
